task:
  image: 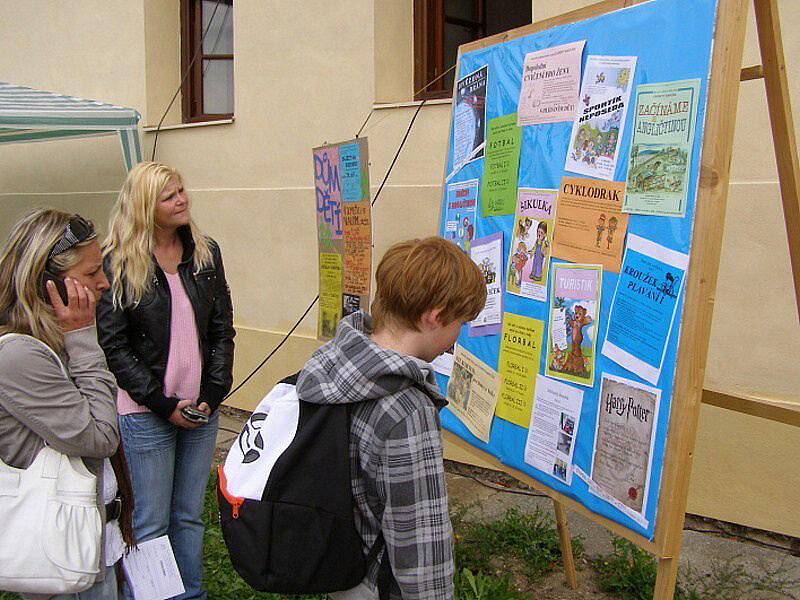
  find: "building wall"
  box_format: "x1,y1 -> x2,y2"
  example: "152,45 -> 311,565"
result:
0,0 -> 797,537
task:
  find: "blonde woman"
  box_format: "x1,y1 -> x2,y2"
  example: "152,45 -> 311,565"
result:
97,162 -> 235,600
0,209 -> 134,599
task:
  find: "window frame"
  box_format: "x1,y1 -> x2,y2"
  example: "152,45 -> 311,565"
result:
180,0 -> 234,123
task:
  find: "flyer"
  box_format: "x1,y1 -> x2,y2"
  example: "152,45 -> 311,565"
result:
443,179 -> 479,252
451,65 -> 488,177
589,373 -> 661,521
495,313 -> 545,428
313,145 -> 343,253
546,263 -> 602,387
318,252 -> 342,340
339,142 -> 362,202
524,375 -> 584,485
447,346 -> 501,443
481,113 -> 523,217
602,234 -> 689,385
565,55 -> 637,180
517,40 -> 586,126
342,200 -> 371,296
469,232 -> 504,337
624,79 -> 701,216
506,188 -> 557,302
551,177 -> 628,273
432,347 -> 455,377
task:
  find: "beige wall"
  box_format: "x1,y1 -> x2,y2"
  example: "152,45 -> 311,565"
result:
0,0 -> 798,537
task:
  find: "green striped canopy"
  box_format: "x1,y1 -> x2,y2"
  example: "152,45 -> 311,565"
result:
0,81 -> 142,171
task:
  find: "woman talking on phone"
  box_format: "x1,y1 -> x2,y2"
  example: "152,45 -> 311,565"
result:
97,162 -> 235,600
0,209 -> 134,598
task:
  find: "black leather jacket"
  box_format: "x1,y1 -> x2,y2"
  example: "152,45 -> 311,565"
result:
96,228 -> 235,419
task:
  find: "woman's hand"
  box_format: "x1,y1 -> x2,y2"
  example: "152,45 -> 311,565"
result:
168,399 -> 202,429
48,278 -> 96,332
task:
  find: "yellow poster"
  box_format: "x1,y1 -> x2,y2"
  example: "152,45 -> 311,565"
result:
318,252 -> 342,339
495,313 -> 545,428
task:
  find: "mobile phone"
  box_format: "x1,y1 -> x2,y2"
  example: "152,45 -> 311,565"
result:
181,406 -> 209,424
41,269 -> 69,305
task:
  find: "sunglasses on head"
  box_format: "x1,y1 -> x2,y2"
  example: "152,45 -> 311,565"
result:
47,216 -> 94,262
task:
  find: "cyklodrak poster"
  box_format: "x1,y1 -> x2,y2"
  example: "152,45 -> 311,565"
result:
312,138 -> 372,339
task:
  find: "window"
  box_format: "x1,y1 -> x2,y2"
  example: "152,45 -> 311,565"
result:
413,0 -> 532,100
180,0 -> 234,122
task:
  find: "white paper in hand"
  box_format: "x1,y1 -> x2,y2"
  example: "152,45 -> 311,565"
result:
122,535 -> 185,600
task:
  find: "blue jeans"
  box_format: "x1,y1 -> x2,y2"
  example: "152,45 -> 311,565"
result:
119,412 -> 218,600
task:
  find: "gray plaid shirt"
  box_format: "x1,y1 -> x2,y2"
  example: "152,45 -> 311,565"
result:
296,312 -> 454,599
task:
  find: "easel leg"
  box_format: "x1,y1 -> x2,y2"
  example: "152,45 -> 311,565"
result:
553,500 -> 578,590
754,0 -> 800,320
653,556 -> 680,600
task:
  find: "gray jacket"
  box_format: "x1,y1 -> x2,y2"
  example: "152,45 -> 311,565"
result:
0,325 -> 120,584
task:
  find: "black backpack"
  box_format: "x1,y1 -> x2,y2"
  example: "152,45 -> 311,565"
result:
217,373 -> 389,595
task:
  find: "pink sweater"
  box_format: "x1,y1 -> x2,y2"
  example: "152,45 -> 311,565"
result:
117,272 -> 203,415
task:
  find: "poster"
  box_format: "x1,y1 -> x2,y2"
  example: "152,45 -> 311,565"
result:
469,232 -> 503,337
443,179 -> 479,252
313,145 -> 343,252
342,200 -> 371,296
447,346 -> 501,443
546,263 -> 602,387
432,347 -> 455,377
551,177 -> 628,273
451,65 -> 488,176
602,234 -> 688,385
524,375 -> 584,485
495,313 -> 545,428
481,113 -> 523,217
506,188 -> 557,302
588,374 -> 661,523
339,142 -> 362,202
624,79 -> 701,216
318,253 -> 342,339
517,40 -> 586,126
565,55 -> 637,180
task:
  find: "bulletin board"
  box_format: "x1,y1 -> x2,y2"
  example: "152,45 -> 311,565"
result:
436,0 -> 743,552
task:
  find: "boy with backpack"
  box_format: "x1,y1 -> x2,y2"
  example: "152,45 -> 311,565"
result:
298,237 -> 486,599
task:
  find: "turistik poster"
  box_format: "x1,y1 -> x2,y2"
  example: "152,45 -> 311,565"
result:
546,263 -> 602,387
495,313 -> 545,428
602,234 -> 688,385
624,79 -> 701,216
469,232 -> 504,337
506,188 -> 556,302
565,55 -> 637,180
447,346 -> 501,443
450,65 -> 488,177
551,177 -> 628,273
586,374 -> 661,526
481,113 -> 523,217
517,40 -> 586,126
443,179 -> 479,252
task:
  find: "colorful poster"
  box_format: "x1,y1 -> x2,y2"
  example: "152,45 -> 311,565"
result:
481,113 -> 523,217
313,145 -> 343,252
524,375 -> 584,485
517,40 -> 586,126
565,55 -> 637,180
546,264 -> 602,387
451,65 -> 488,176
339,142 -> 362,202
318,253 -> 342,339
444,179 -> 479,252
589,374 -> 661,522
342,200 -> 371,296
623,79 -> 701,216
602,234 -> 688,385
469,232 -> 503,337
447,346 -> 501,443
506,188 -> 557,302
496,313 -> 545,428
551,177 -> 629,273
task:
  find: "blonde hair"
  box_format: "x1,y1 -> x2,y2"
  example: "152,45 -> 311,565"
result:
104,162 -> 212,308
371,237 -> 486,332
0,208 -> 98,352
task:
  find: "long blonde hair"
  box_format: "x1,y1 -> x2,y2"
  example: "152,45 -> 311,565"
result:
0,209 -> 98,352
104,162 -> 212,308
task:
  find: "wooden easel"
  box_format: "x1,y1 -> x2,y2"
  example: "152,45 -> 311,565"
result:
443,0 -> 800,598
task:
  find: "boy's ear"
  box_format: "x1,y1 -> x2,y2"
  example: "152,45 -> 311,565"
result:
420,307 -> 445,330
